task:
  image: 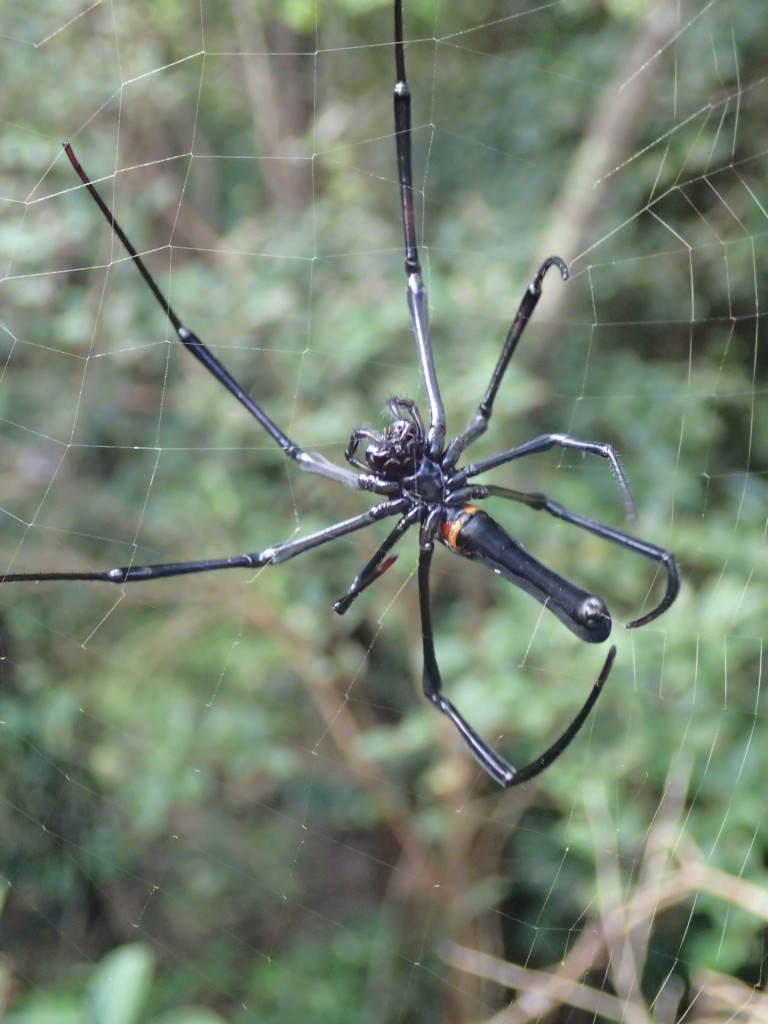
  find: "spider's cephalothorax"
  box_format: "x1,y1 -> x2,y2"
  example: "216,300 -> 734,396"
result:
368,413 -> 425,480
4,0 -> 680,787
348,397 -> 453,510
347,398 -> 428,482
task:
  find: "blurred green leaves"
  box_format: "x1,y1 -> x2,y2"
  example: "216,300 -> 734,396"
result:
2,0 -> 768,1021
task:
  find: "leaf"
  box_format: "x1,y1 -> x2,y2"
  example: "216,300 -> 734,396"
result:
87,944 -> 155,1024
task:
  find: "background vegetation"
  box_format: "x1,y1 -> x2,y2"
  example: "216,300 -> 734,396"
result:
1,0 -> 767,1021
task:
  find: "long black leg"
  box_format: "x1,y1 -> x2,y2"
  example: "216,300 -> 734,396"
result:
468,483 -> 679,627
63,143 -> 360,492
333,504 -> 421,615
393,0 -> 445,456
450,431 -> 637,518
417,539 -> 615,787
0,498 -> 409,586
444,256 -> 569,468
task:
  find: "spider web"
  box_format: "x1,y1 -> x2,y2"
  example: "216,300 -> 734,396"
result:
1,1 -> 767,1021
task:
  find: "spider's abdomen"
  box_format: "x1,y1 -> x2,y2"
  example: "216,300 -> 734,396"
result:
441,506 -> 612,644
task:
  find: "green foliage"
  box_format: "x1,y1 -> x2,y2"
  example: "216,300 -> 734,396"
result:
1,1 -> 767,1021
4,943 -> 228,1024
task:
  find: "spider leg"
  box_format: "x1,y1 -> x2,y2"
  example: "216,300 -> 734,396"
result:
502,646 -> 615,786
63,143 -> 360,492
345,428 -> 380,471
333,504 -> 421,615
393,1 -> 445,456
417,539 -> 615,787
450,431 -> 636,519
444,256 -> 569,468
468,484 -> 679,627
0,498 -> 409,586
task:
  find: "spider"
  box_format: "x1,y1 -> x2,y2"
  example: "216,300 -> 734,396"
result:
3,0 -> 679,787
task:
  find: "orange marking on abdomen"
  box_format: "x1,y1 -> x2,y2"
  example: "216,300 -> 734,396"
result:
440,505 -> 480,551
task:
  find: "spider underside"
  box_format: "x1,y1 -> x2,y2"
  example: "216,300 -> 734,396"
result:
3,0 -> 680,787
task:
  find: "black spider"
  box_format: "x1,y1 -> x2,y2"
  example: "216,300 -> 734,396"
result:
3,0 -> 679,786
